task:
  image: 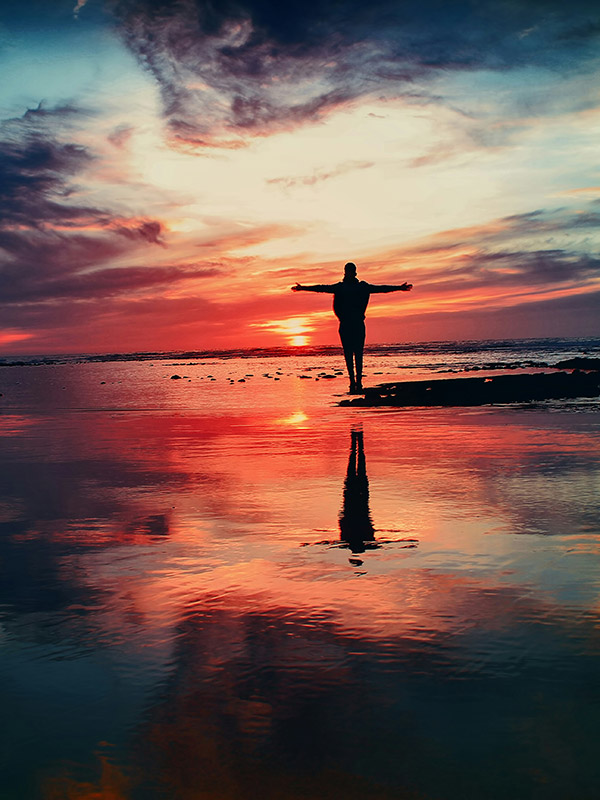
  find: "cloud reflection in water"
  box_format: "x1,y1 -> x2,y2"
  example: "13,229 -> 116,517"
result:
0,401 -> 599,798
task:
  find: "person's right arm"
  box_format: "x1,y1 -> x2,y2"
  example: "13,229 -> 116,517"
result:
291,283 -> 337,293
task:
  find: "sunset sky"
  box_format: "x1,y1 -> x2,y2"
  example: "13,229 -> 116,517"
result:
1,0 -> 599,354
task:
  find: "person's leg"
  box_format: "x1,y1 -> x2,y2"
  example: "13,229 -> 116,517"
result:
354,349 -> 363,391
339,324 -> 356,391
353,322 -> 366,391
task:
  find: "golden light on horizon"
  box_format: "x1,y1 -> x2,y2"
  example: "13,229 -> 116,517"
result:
252,316 -> 314,347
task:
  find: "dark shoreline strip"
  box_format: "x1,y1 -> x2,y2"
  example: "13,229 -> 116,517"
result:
340,370 -> 600,407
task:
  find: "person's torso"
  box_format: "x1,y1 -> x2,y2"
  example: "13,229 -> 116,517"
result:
333,280 -> 371,322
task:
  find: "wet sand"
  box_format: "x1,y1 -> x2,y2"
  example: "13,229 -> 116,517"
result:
342,369 -> 600,406
1,357 -> 600,799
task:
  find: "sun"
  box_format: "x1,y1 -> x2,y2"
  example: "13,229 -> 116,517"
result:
253,316 -> 314,347
278,317 -> 312,346
290,334 -> 308,346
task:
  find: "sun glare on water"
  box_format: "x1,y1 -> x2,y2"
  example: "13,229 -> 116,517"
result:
278,411 -> 309,426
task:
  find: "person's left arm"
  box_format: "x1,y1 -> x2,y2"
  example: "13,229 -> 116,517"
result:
367,282 -> 413,293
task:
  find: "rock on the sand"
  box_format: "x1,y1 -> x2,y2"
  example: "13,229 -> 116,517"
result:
554,357 -> 600,371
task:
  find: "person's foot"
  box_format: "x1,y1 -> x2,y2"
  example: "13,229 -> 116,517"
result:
349,380 -> 357,394
356,381 -> 363,393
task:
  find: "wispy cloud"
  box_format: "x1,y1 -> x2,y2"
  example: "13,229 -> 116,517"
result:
0,104 -> 204,311
193,221 -> 302,254
110,0 -> 600,146
357,204 -> 600,320
107,124 -> 135,148
112,219 -> 165,245
268,160 -> 374,189
73,0 -> 89,18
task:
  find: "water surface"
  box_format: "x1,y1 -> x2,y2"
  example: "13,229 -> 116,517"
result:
1,352 -> 599,799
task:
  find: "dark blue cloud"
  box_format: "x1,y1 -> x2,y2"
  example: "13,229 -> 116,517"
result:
0,104 -> 219,307
109,0 -> 600,142
0,105 -> 94,226
457,249 -> 600,289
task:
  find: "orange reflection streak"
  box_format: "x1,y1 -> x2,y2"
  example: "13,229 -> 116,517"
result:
24,407 -> 594,638
3,401 -> 599,799
277,411 -> 309,426
43,755 -> 129,800
87,583 -> 600,800
22,408 -> 598,549
0,415 -> 36,435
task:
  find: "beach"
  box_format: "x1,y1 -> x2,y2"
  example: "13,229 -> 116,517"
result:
1,341 -> 600,799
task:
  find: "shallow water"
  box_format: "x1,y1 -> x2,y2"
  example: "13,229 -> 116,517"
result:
1,357 -> 600,799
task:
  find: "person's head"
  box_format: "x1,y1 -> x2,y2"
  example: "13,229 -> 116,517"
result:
344,262 -> 357,279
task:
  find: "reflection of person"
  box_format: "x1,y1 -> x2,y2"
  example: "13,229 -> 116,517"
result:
339,429 -> 376,558
292,262 -> 412,393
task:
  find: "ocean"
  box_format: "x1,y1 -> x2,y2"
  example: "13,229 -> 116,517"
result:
2,334 -> 599,369
1,336 -> 599,799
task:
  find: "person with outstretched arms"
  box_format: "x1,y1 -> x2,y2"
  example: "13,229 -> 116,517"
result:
292,262 -> 412,393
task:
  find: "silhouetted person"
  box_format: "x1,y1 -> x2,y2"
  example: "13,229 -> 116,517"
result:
292,262 -> 412,393
339,429 -> 376,559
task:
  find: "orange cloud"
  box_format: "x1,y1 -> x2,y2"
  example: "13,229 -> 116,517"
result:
0,330 -> 32,347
